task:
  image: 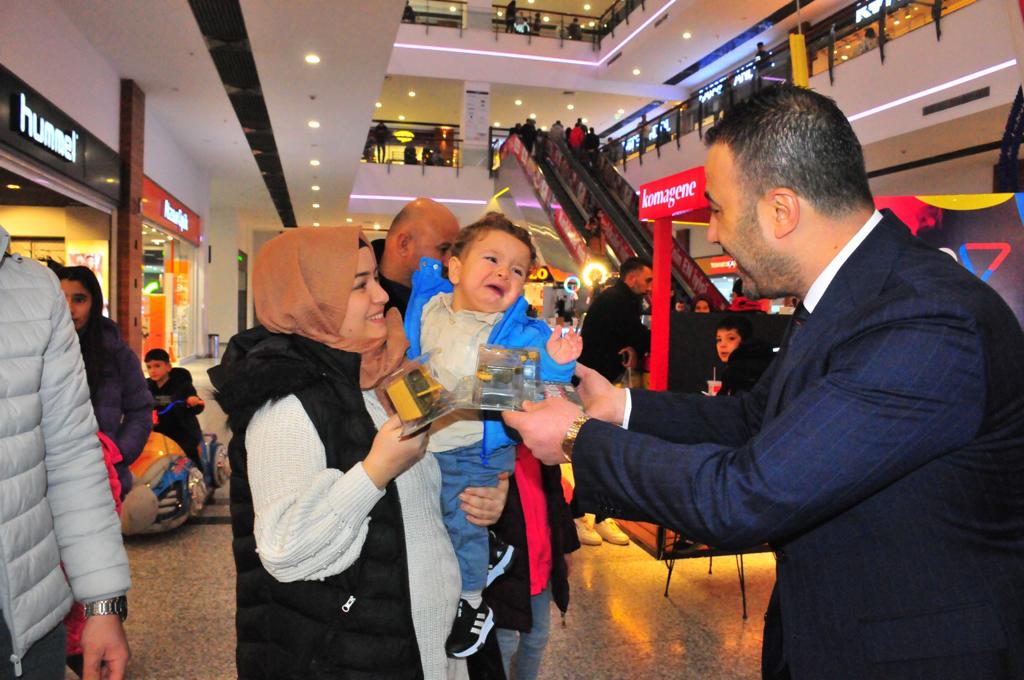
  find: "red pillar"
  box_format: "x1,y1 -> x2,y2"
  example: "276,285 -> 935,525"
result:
649,217 -> 672,391
116,80 -> 144,356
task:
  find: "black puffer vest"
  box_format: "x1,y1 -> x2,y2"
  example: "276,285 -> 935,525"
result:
210,328 -> 423,680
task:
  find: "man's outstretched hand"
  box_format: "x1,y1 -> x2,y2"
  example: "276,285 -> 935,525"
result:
574,363 -> 627,425
503,398 -> 583,465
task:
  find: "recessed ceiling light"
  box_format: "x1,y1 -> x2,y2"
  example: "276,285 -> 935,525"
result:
374,223 -> 381,230
514,99 -> 523,106
617,108 -> 625,114
497,10 -> 503,16
5,184 -> 21,190
582,118 -> 588,123
310,159 -> 320,166
408,91 -> 416,97
584,3 -> 591,9
632,68 -> 641,75
529,113 -> 537,119
493,121 -> 501,126
588,21 -> 595,27
346,218 -> 353,223
105,178 -> 117,183
398,114 -> 406,121
540,125 -> 548,131
449,5 -> 457,11
312,185 -> 320,191
842,55 -> 849,60
308,120 -> 320,128
375,101 -> 382,108
527,0 -> 534,4
305,54 -> 320,64
542,15 -> 550,22
312,203 -> 320,208
683,31 -> 691,39
313,222 -> 320,227
567,104 -> 574,110
893,19 -> 900,25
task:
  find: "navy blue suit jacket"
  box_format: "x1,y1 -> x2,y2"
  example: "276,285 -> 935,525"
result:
573,212 -> 1024,679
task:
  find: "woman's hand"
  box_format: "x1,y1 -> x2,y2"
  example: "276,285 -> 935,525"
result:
547,326 -> 583,365
461,472 -> 510,527
363,415 -> 427,489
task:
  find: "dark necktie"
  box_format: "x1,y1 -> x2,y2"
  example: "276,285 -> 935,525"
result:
778,303 -> 810,354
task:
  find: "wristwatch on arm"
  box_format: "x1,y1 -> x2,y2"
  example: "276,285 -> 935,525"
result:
83,596 -> 128,622
561,413 -> 591,463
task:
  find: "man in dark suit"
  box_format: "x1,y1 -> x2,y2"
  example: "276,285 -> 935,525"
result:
372,197 -> 460,315
505,85 -> 1024,679
578,257 -> 652,383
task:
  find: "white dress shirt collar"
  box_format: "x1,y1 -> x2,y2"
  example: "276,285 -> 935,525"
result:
802,210 -> 883,313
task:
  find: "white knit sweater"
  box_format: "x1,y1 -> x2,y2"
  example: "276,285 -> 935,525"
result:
246,392 -> 466,679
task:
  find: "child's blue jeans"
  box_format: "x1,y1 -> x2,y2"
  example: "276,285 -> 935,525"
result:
436,442 -> 516,593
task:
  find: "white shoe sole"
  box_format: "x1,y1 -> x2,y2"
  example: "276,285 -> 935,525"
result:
450,607 -> 495,658
486,544 -> 516,586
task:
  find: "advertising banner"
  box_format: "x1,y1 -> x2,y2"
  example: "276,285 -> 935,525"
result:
876,193 -> 1024,325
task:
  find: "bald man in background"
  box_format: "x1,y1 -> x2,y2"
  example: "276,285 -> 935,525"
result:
373,197 -> 461,315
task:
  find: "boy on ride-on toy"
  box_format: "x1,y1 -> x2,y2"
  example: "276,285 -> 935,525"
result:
145,349 -> 205,467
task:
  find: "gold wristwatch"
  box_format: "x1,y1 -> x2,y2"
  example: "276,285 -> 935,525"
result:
561,413 -> 591,463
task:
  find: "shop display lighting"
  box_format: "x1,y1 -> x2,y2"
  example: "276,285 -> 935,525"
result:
312,185 -> 320,191
305,54 -> 320,64
375,102 -> 382,108
310,159 -> 320,166
683,32 -> 691,39
308,120 -> 320,128
515,99 -> 522,106
312,203 -> 320,209
408,91 -> 416,97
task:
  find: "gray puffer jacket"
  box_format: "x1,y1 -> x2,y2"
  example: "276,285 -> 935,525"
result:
0,227 -> 130,674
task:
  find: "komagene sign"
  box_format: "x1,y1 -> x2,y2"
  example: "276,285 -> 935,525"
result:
638,166 -> 707,220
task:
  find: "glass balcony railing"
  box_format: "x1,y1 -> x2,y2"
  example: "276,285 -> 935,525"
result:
602,0 -> 979,168
364,119 -> 463,172
400,0 -> 648,47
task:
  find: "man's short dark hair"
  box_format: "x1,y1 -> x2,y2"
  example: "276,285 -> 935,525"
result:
619,257 -> 652,279
145,348 -> 170,363
453,212 -> 537,263
704,85 -> 873,218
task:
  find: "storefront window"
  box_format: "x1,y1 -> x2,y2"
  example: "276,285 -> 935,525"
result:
142,225 -> 196,361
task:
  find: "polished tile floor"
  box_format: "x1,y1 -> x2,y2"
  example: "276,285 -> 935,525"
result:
84,360 -> 777,679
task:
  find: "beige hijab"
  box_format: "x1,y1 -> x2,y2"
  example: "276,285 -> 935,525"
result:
253,226 -> 407,389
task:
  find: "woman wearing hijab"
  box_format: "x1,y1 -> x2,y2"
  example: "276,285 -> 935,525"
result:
210,227 -> 506,679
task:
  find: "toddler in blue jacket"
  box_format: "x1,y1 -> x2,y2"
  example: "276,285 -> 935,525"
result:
404,212 -> 581,659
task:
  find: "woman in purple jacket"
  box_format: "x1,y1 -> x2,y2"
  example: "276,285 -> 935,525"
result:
58,267 -> 153,498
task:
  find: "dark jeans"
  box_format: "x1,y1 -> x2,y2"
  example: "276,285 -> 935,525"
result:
0,611 -> 66,680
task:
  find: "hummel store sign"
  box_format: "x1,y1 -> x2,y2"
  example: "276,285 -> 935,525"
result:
0,63 -> 121,201
15,93 -> 79,162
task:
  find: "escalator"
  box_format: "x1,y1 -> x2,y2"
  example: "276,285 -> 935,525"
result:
497,133 -> 726,307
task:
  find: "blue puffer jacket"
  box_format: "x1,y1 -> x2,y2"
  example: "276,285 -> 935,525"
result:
405,258 -> 574,463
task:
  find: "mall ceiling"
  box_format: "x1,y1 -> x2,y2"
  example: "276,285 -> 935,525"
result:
53,0 -> 849,231
0,167 -> 84,208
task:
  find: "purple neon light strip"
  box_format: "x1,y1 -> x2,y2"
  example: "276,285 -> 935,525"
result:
394,0 -> 677,68
847,60 -> 1017,122
350,193 -> 488,205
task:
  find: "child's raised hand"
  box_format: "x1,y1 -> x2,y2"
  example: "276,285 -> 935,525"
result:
546,326 -> 583,365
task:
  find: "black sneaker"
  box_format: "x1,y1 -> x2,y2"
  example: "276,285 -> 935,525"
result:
445,598 -> 494,658
486,530 -> 515,587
